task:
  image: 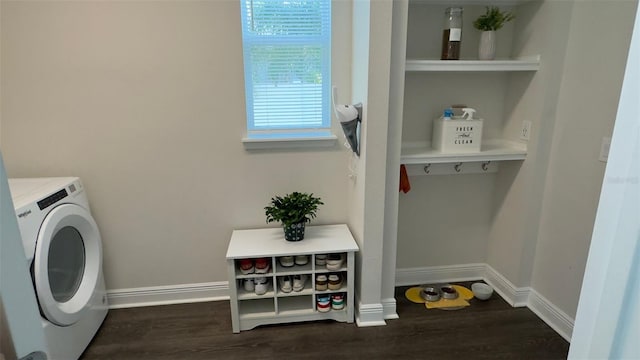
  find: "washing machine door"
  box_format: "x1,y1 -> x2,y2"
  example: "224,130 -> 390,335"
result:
32,203 -> 103,326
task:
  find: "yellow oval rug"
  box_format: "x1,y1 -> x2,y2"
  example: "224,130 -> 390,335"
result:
452,285 -> 474,300
404,287 -> 426,304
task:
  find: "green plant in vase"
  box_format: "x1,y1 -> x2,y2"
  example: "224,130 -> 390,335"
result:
265,192 -> 323,241
473,7 -> 515,60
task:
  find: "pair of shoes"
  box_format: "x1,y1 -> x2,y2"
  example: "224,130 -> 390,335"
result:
316,273 -> 343,291
331,294 -> 345,310
279,255 -> 309,267
279,275 -> 308,293
254,276 -> 269,295
317,295 -> 331,312
315,254 -> 327,266
326,254 -> 344,270
240,258 -> 270,274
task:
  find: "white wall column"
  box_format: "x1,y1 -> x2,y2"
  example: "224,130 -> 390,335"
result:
348,0 -> 394,327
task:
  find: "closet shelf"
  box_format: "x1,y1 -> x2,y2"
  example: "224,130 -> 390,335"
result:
405,56 -> 540,72
401,140 -> 527,164
411,0 -> 532,5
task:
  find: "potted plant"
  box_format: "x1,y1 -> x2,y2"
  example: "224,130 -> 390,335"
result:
473,6 -> 515,60
264,192 -> 324,241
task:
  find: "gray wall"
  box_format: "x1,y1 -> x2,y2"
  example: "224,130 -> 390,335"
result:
0,0 -> 353,291
530,0 -> 637,318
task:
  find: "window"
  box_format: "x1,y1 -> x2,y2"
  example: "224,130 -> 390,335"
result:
240,0 -> 332,143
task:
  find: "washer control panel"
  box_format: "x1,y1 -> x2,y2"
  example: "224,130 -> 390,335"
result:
37,189 -> 68,210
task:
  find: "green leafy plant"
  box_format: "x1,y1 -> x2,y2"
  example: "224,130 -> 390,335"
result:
473,7 -> 515,31
265,192 -> 324,227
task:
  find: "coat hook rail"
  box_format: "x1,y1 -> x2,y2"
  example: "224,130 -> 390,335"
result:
404,162 -> 500,176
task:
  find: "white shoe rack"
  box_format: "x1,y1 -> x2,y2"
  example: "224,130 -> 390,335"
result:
226,224 -> 359,333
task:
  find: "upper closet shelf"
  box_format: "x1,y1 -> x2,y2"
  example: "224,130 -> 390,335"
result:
405,56 -> 540,72
401,140 -> 527,164
410,0 -> 533,5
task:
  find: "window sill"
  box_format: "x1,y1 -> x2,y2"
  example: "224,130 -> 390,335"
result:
242,133 -> 338,150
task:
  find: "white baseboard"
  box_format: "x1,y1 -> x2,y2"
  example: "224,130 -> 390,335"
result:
381,297 -> 399,320
107,281 -> 229,309
484,264 -> 530,307
527,289 -> 574,342
355,301 -> 387,327
395,263 -> 486,286
395,263 -> 574,341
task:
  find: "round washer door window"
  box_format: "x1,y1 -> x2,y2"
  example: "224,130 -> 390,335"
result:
33,203 -> 102,326
48,226 -> 86,303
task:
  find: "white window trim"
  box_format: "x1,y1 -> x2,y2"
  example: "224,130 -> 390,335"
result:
242,133 -> 337,150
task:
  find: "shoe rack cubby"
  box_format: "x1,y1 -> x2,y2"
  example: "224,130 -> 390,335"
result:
226,224 -> 359,333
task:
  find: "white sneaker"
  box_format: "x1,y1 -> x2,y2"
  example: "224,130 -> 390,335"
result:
315,254 -> 328,266
243,278 -> 255,292
279,276 -> 292,293
255,258 -> 271,274
254,276 -> 268,295
279,256 -> 295,267
293,274 -> 307,292
331,294 -> 345,310
295,255 -> 309,266
326,254 -> 344,271
315,274 -> 328,291
328,273 -> 342,290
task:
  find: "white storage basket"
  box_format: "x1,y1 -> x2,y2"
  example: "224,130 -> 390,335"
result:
432,118 -> 483,153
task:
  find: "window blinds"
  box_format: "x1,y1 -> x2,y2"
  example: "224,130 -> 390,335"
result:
240,0 -> 331,132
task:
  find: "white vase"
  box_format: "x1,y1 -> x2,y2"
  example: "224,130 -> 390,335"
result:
478,31 -> 496,60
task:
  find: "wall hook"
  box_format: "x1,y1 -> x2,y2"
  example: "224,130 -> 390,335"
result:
454,162 -> 463,173
424,164 -> 431,174
482,161 -> 490,171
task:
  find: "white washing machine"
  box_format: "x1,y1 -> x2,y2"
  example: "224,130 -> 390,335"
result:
8,177 -> 108,360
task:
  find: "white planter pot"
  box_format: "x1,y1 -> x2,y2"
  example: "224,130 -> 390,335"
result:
478,31 -> 496,60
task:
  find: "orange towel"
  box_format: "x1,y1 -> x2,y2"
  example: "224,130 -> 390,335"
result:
399,164 -> 411,193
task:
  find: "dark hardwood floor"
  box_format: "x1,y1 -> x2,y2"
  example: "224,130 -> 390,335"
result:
80,284 -> 569,359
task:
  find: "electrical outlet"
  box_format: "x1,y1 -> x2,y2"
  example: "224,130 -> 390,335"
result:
520,120 -> 532,141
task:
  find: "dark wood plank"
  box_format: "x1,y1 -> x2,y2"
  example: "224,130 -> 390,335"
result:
80,284 -> 569,359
